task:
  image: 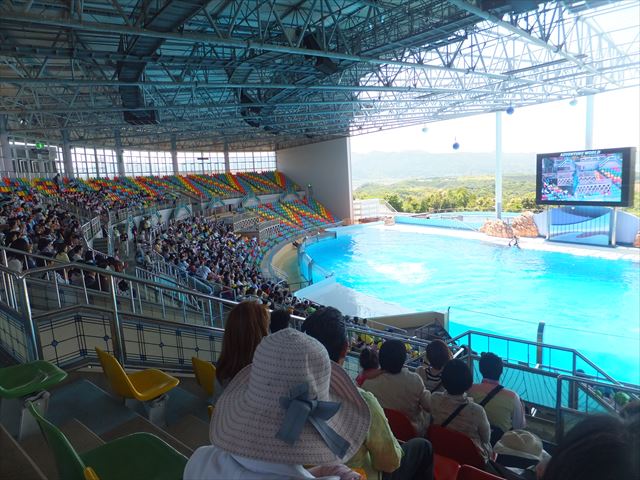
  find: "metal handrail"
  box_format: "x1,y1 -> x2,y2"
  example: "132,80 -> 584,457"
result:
554,374 -> 640,441
450,329 -> 621,386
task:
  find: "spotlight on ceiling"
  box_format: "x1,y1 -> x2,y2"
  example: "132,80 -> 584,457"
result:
453,140 -> 460,150
421,127 -> 429,133
506,106 -> 515,115
569,97 -> 578,107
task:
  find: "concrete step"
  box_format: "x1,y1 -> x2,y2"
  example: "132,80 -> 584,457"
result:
100,415 -> 193,457
166,414 -> 210,451
18,418 -> 104,480
0,423 -> 47,480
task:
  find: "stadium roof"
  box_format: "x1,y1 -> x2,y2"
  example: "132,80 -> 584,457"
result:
0,0 -> 638,151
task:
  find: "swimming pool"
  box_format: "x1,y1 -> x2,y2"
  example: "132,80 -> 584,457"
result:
303,224 -> 640,384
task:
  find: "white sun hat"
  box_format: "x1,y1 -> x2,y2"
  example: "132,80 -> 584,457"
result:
210,328 -> 371,465
494,430 -> 550,462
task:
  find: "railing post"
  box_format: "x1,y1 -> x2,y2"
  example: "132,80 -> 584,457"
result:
536,321 -> 545,365
19,277 -> 40,361
555,376 -> 564,443
109,276 -> 126,365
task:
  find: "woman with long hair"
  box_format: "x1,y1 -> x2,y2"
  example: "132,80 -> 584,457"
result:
215,301 -> 269,393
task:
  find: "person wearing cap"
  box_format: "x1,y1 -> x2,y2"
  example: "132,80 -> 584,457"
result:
302,307 -> 433,480
492,430 -> 550,480
468,352 -> 526,443
183,328 -> 371,479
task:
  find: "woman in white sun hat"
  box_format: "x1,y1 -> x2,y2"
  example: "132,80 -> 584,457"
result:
183,328 -> 371,480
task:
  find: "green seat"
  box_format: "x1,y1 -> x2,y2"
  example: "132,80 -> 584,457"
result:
28,403 -> 187,480
0,361 -> 68,399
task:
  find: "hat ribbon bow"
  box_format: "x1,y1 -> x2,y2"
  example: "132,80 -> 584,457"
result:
276,382 -> 350,458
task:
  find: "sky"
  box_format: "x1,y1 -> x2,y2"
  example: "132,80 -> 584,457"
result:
350,87 -> 640,155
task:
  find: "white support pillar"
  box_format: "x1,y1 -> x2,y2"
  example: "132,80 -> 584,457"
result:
170,134 -> 179,175
93,147 -> 101,178
495,111 -> 503,219
585,95 -> 594,149
61,129 -> 74,178
114,129 -> 126,177
224,141 -> 230,173
0,115 -> 12,176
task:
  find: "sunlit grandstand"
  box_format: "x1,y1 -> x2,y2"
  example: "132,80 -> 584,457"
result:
1,1 -> 639,479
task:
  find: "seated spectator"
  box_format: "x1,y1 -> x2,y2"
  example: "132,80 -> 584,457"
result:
214,301 -> 269,397
542,414 -> 639,480
269,308 -> 291,333
430,359 -> 492,461
416,339 -> 452,393
362,339 -> 431,436
184,329 -> 370,480
468,352 -> 526,443
356,348 -> 382,387
302,307 -> 432,480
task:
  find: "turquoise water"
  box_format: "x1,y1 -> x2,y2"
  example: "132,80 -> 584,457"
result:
304,225 -> 640,384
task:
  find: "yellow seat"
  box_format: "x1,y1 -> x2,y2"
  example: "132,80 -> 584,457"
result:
95,348 -> 179,402
84,467 -> 100,480
191,357 -> 216,397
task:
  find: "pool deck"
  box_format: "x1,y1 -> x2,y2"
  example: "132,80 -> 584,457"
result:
369,223 -> 640,263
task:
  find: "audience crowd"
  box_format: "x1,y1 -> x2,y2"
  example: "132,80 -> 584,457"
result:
193,301 -> 639,480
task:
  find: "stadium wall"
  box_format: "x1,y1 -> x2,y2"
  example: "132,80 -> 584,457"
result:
276,138 -> 353,221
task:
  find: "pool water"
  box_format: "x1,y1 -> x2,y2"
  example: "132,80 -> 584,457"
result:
304,225 -> 640,384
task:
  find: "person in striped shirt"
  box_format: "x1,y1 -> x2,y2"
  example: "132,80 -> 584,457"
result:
416,340 -> 452,393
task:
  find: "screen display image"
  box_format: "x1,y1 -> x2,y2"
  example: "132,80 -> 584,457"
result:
536,147 -> 635,206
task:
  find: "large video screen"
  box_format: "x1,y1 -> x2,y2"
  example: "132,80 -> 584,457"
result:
536,147 -> 636,207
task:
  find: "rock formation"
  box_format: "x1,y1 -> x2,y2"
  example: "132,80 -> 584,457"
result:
511,212 -> 539,237
479,219 -> 513,238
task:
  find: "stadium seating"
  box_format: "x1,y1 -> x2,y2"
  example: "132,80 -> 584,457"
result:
28,402 -> 187,480
383,408 -> 418,442
191,357 -> 216,397
95,348 -> 179,402
0,361 -> 68,399
457,465 -> 503,480
427,425 -> 486,470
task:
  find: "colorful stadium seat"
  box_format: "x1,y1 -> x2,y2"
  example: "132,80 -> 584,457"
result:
0,360 -> 68,439
28,403 -> 187,480
95,348 -> 179,402
191,357 -> 216,397
427,425 -> 485,469
457,465 -> 503,480
0,361 -> 67,399
383,408 -> 418,442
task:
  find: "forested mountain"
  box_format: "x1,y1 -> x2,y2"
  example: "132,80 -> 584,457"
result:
351,151 -> 535,186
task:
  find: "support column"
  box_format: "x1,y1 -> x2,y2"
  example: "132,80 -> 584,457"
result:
585,95 -> 594,149
224,141 -> 230,173
61,129 -> 74,178
93,147 -> 100,178
170,134 -> 179,174
0,115 -> 12,176
114,129 -> 125,177
495,111 -> 503,219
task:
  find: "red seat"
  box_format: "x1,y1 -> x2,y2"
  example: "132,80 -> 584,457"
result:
434,453 -> 461,480
383,408 -> 417,442
427,425 -> 485,469
457,465 -> 502,480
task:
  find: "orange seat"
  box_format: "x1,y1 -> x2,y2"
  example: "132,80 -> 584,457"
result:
427,425 -> 485,470
457,465 -> 503,480
434,453 -> 461,480
383,408 -> 418,442
95,348 -> 179,402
